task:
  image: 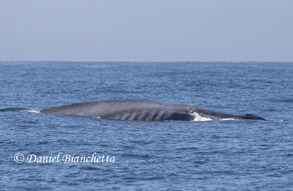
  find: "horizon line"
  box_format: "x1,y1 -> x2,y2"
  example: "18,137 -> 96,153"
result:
1,60 -> 293,63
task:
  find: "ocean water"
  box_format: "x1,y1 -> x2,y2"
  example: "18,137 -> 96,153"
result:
0,61 -> 293,191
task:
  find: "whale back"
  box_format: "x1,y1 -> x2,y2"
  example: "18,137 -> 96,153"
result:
40,100 -> 194,121
40,99 -> 265,121
237,114 -> 266,120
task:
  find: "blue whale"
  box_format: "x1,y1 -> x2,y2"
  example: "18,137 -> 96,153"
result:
39,99 -> 265,121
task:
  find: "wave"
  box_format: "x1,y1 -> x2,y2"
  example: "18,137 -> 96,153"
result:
0,108 -> 29,112
20,109 -> 40,113
0,108 -> 40,113
220,118 -> 236,121
270,99 -> 293,103
190,111 -> 236,121
191,112 -> 213,121
279,99 -> 293,103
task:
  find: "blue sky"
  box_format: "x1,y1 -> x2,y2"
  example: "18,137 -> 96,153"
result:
0,0 -> 292,62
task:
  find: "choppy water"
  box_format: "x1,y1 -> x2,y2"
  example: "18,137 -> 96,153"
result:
0,62 -> 293,190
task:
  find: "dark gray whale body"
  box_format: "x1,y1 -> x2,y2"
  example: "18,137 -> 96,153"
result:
40,100 -> 265,121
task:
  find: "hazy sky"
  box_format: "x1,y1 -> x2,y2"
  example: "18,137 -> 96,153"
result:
0,0 -> 292,62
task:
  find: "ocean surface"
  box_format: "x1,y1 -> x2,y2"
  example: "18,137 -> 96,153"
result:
0,61 -> 293,191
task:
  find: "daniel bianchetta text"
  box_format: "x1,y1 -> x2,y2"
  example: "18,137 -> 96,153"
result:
14,152 -> 116,163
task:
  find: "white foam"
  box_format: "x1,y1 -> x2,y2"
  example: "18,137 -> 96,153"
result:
220,118 -> 236,121
191,112 -> 213,121
20,109 -> 40,113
